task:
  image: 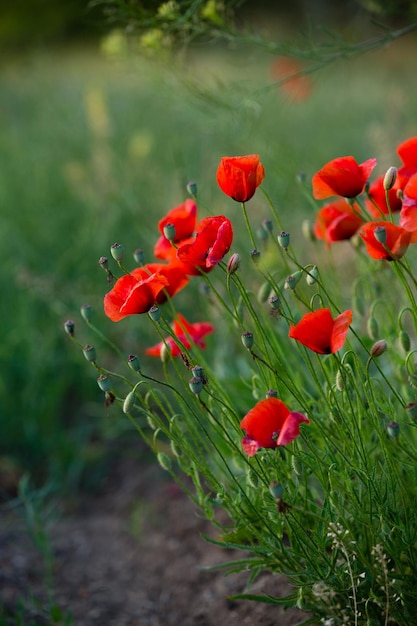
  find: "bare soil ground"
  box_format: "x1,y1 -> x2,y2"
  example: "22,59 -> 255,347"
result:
0,453 -> 309,625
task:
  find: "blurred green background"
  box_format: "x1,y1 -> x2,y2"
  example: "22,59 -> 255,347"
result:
1,0 -> 417,498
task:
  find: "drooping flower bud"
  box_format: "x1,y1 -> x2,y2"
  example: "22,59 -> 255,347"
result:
335,368 -> 346,392
370,339 -> 387,358
83,344 -> 97,362
227,252 -> 241,275
123,390 -> 136,414
241,331 -> 254,349
306,265 -> 319,286
127,354 -> 141,372
80,304 -> 93,323
97,375 -> 111,392
367,316 -> 379,340
257,281 -> 272,303
110,242 -> 125,263
64,319 -> 75,337
160,343 -> 170,363
383,166 -> 397,191
399,330 -> 411,353
157,452 -> 172,471
284,271 -> 303,290
277,231 -> 290,250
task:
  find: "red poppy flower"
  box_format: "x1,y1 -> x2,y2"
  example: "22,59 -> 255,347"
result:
270,57 -> 313,101
312,156 -> 377,199
154,199 -> 197,260
366,175 -> 402,217
104,262 -> 189,322
216,155 -> 265,202
397,136 -> 417,186
313,199 -> 364,244
289,308 -> 352,354
240,397 -> 309,456
145,313 -> 214,357
359,221 -> 411,260
177,215 -> 233,275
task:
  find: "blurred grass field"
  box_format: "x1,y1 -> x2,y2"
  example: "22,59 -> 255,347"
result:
1,34 -> 417,495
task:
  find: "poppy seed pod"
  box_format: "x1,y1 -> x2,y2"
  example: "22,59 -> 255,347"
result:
373,225 -> 387,245
163,222 -> 176,242
189,376 -> 203,395
110,242 -> 125,263
148,305 -> 161,322
250,249 -> 261,265
80,304 -> 93,323
83,344 -> 97,362
127,354 -> 141,372
278,231 -> 290,250
64,319 -> 75,337
241,331 -> 254,349
187,180 -> 198,196
284,271 -> 303,290
387,421 -> 400,439
306,266 -> 319,286
98,256 -> 109,270
97,375 -> 111,392
133,248 -> 145,265
269,481 -> 284,499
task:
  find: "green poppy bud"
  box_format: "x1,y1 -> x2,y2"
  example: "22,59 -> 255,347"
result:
284,271 -> 303,290
80,304 -> 93,323
399,329 -> 411,353
157,452 -> 172,471
123,390 -> 136,414
269,294 -> 281,311
306,265 -> 319,286
367,316 -> 379,340
257,281 -> 271,303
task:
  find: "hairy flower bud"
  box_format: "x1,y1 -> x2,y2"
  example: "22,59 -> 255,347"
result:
383,166 -> 397,191
123,390 -> 136,414
367,316 -> 379,340
399,330 -> 411,353
370,339 -> 387,358
227,252 -> 241,275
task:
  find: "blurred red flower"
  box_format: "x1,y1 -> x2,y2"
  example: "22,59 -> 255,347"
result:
359,221 -> 411,260
313,199 -> 364,244
104,261 -> 189,322
177,215 -> 233,275
270,57 -> 313,101
366,175 -> 402,217
240,397 -> 309,456
397,136 -> 417,186
145,313 -> 214,357
154,199 -> 197,260
216,155 -> 265,202
312,156 -> 377,199
289,308 -> 352,354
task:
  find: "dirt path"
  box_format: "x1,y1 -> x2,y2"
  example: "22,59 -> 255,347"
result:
1,455 -> 309,625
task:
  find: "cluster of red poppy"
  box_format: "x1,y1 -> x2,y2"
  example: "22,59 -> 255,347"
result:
312,137 -> 417,260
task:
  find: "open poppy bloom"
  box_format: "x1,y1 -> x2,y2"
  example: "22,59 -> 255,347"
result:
366,175 -> 402,217
289,308 -> 352,354
154,199 -> 197,260
216,155 -> 265,202
359,221 -> 412,260
104,261 -> 189,322
145,313 -> 214,358
313,199 -> 364,244
270,56 -> 313,101
240,397 -> 309,456
312,156 -> 377,199
177,215 -> 233,275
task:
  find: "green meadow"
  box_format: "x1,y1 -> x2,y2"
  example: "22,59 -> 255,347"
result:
1,35 -> 417,494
